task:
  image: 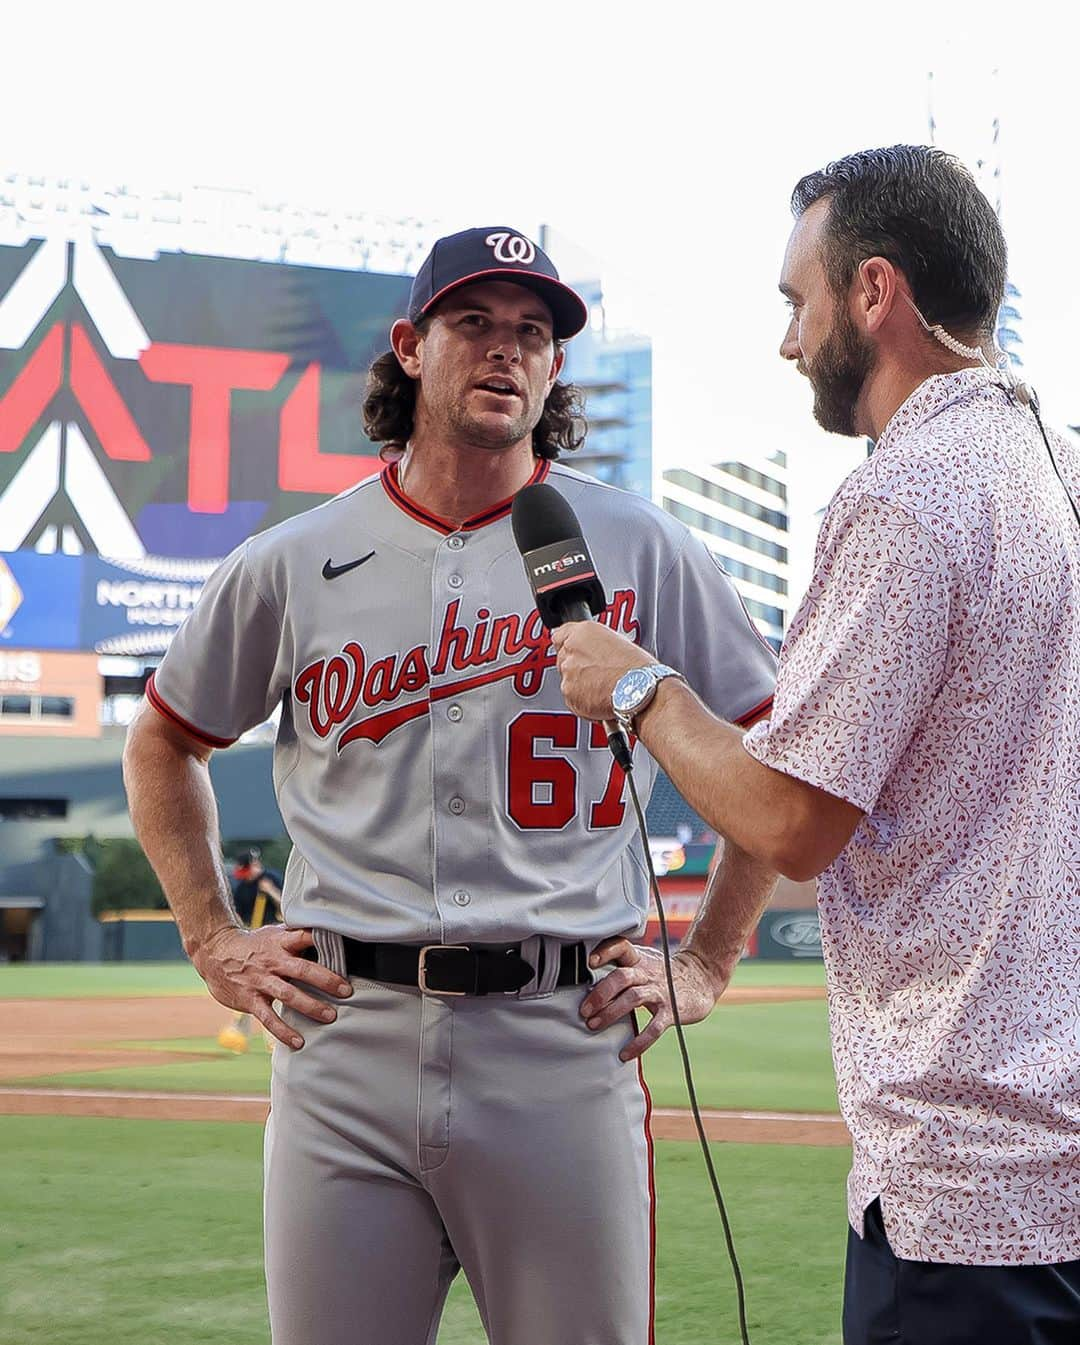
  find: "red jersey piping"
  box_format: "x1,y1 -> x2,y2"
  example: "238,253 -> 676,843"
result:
636,1046 -> 657,1344
145,673 -> 237,749
734,694 -> 774,728
380,458 -> 550,535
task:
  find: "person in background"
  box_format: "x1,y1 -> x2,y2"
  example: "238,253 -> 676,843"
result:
216,848 -> 283,1052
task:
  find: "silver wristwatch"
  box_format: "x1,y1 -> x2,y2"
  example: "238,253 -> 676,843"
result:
611,664 -> 686,734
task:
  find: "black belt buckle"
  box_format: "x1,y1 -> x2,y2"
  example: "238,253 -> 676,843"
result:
417,944 -> 471,996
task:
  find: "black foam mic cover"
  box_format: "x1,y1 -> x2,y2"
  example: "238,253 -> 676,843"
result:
511,482 -> 607,629
511,481 -> 585,554
511,481 -> 633,770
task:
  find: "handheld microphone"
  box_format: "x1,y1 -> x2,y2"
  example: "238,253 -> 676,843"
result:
511,482 -> 633,770
513,483 -> 752,1342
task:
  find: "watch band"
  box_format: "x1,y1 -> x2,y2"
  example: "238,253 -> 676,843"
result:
613,664 -> 685,733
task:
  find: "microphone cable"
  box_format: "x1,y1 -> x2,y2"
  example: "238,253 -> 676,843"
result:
619,750 -> 753,1345
908,305 -> 1080,532
1029,391 -> 1080,530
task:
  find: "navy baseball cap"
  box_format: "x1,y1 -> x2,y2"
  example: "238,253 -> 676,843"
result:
408,227 -> 589,340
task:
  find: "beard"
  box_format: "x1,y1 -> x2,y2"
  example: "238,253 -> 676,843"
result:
805,311 -> 875,437
446,396 -> 541,450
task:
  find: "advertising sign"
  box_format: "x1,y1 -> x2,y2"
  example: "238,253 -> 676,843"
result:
0,551 -> 81,648
0,237 -> 412,559
756,908 -> 823,960
0,551 -> 221,655
81,555 -> 215,655
0,648 -> 101,736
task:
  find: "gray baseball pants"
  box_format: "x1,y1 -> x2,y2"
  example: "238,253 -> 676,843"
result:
264,935 -> 655,1345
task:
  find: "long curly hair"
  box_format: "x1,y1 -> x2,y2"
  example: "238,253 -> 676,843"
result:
362,324 -> 587,461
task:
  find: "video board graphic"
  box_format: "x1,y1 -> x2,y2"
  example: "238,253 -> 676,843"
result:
0,549 -> 218,654
0,237 -> 413,558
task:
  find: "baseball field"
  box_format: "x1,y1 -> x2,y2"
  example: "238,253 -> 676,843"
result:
0,960 -> 848,1344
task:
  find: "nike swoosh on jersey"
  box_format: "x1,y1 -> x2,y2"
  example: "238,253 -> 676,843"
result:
322,551 -> 376,580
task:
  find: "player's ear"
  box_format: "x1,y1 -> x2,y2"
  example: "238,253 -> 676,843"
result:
391,319 -> 423,379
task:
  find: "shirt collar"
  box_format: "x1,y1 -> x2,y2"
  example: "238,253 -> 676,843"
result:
877,367 -> 1005,449
380,456 -> 550,535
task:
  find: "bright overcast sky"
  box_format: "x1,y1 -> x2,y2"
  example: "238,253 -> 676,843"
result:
4,1 -> 1077,573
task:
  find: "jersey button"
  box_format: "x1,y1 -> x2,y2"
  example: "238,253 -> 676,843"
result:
448,796 -> 466,815
452,889 -> 471,907
448,574 -> 463,589
447,535 -> 465,550
447,705 -> 463,722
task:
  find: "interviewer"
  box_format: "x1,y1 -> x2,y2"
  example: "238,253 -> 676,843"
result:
555,145 -> 1080,1345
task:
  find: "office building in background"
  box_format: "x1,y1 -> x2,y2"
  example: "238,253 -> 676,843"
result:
538,231 -> 653,500
660,452 -> 791,651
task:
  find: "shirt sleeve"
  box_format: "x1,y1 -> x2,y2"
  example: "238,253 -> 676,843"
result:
654,532 -> 778,726
743,493 -> 952,813
146,542 -> 287,747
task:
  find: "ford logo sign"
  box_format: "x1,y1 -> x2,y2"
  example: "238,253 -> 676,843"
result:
769,915 -> 821,954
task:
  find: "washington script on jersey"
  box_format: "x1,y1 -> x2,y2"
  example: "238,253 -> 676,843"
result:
295,590 -> 641,749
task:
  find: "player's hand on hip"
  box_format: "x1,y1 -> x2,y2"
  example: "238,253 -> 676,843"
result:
552,624 -> 652,721
192,925 -> 353,1050
579,938 -> 722,1062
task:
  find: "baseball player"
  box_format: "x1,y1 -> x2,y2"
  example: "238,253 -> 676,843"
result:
123,226 -> 778,1345
229,847 -> 282,929
217,849 -> 283,1052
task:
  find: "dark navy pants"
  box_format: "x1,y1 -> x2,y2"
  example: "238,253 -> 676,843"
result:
843,1200 -> 1080,1345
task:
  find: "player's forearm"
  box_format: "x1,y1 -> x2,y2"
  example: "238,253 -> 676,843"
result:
635,681 -> 835,879
122,703 -> 240,958
679,839 -> 779,993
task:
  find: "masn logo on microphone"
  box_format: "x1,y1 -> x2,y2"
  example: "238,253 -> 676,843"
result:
532,552 -> 587,578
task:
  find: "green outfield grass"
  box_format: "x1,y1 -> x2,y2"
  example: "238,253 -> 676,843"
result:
13,1045 -> 275,1097
0,961 -> 206,998
646,999 -> 837,1112
111,1036 -> 274,1055
5,958 -> 838,1112
0,1115 -> 848,1345
12,998 -> 837,1113
729,960 -> 826,988
0,958 -> 825,999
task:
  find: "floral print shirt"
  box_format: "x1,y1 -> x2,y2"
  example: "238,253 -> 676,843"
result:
745,369 -> 1080,1264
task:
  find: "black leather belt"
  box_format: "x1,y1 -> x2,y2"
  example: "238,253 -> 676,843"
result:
310,938 -> 589,996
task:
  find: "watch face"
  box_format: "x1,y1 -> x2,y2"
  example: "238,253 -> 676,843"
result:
612,667 -> 655,715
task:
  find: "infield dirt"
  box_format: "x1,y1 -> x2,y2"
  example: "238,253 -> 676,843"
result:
0,986 -> 847,1145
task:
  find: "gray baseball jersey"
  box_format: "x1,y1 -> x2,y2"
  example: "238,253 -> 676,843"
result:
148,457 -> 776,945
148,456 -> 776,1345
